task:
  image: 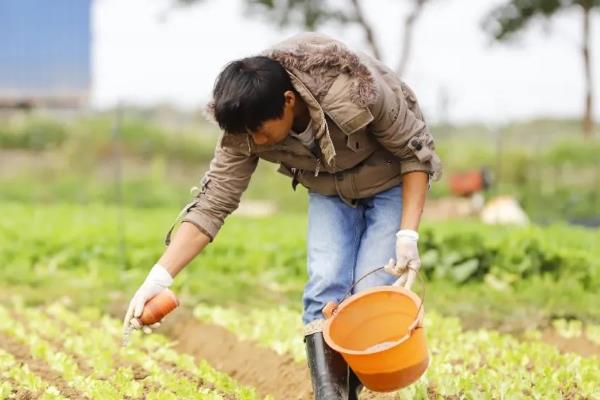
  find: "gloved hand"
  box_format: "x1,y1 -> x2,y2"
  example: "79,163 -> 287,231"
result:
122,264 -> 173,335
384,229 -> 421,289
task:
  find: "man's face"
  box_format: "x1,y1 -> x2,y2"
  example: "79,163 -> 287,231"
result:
248,91 -> 295,146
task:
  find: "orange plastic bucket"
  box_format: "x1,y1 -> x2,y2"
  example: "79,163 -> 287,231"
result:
322,273 -> 428,392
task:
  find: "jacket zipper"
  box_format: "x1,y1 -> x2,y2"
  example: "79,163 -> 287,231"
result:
314,158 -> 321,177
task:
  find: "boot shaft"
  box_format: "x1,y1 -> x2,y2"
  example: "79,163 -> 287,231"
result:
304,331 -> 363,400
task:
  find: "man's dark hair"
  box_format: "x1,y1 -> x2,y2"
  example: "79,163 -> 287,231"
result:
212,56 -> 294,134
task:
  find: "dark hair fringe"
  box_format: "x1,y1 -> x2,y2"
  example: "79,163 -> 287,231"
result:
212,56 -> 293,134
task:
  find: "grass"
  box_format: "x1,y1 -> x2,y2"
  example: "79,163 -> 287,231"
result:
1,202 -> 598,331
1,113 -> 599,220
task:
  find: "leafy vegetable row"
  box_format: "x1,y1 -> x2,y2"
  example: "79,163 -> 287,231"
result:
0,301 -> 266,400
418,222 -> 600,288
193,304 -> 600,399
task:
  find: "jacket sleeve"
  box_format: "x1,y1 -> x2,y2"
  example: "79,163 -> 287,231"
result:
367,77 -> 442,181
165,133 -> 258,244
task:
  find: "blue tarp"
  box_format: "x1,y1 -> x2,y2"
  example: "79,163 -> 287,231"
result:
0,0 -> 91,97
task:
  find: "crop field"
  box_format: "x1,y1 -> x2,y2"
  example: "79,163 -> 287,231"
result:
1,202 -> 599,399
0,301 -> 264,400
1,5 -> 599,393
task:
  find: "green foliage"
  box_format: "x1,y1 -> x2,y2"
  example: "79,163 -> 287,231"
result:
542,139 -> 600,166
483,0 -> 600,41
420,276 -> 600,328
419,222 -> 600,289
193,304 -> 600,398
0,302 -> 262,399
0,113 -> 217,162
176,0 -> 354,30
0,202 -> 308,308
0,348 -> 66,399
0,118 -> 67,150
434,122 -> 600,221
1,202 -> 598,327
1,115 -> 598,220
194,304 -> 306,361
244,0 -> 353,29
0,113 -> 313,213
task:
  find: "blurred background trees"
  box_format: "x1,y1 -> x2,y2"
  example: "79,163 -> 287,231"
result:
175,0 -> 597,138
484,0 -> 600,138
175,0 -> 432,79
1,0 -> 598,224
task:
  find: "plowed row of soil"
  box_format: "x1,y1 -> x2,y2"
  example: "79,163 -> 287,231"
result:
0,331 -> 86,399
158,309 -> 404,400
0,309 -> 235,400
146,307 -> 600,400
7,301 -> 593,400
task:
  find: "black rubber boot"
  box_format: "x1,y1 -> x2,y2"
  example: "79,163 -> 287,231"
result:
304,332 -> 350,399
348,368 -> 364,400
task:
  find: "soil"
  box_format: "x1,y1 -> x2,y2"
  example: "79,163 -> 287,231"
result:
106,305 -> 402,399
8,300 -> 595,399
154,308 -> 415,400
538,329 -> 600,358
115,304 -> 600,400
3,308 -> 233,400
0,331 -> 86,399
459,312 -> 600,358
4,298 -> 595,399
159,309 -> 314,400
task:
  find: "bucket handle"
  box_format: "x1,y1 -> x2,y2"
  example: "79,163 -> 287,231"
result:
322,266 -> 426,332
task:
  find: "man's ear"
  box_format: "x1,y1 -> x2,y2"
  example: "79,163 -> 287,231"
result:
284,90 -> 296,107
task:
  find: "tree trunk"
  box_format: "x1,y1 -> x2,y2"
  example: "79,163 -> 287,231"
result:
349,0 -> 382,60
397,0 -> 427,77
582,5 -> 594,138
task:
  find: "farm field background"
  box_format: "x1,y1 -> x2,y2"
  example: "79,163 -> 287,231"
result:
1,113 -> 600,399
3,0 -> 600,396
0,203 -> 600,398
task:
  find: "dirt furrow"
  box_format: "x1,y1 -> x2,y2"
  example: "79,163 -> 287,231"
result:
38,307 -> 236,400
12,310 -> 163,400
155,309 -> 479,399
106,300 -> 459,399
156,308 -> 407,400
0,331 -> 86,399
8,308 -> 95,376
2,376 -> 37,400
539,329 -> 600,357
131,307 -> 314,400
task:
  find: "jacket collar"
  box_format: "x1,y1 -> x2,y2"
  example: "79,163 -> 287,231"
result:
287,72 -> 336,167
261,33 -> 379,167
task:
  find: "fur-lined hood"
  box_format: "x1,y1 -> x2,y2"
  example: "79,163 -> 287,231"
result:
204,32 -> 379,124
203,32 -> 385,168
261,32 -> 379,108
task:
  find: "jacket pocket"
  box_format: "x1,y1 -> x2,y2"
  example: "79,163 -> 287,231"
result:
345,129 -> 371,153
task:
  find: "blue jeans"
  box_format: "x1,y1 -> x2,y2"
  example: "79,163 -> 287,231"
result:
302,186 -> 402,325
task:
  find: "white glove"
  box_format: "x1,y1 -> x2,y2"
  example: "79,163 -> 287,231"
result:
384,229 -> 421,289
122,264 -> 173,335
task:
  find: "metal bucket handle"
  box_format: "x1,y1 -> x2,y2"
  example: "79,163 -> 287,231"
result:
323,266 -> 426,332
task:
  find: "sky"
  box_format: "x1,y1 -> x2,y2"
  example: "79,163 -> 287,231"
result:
92,0 -> 600,124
